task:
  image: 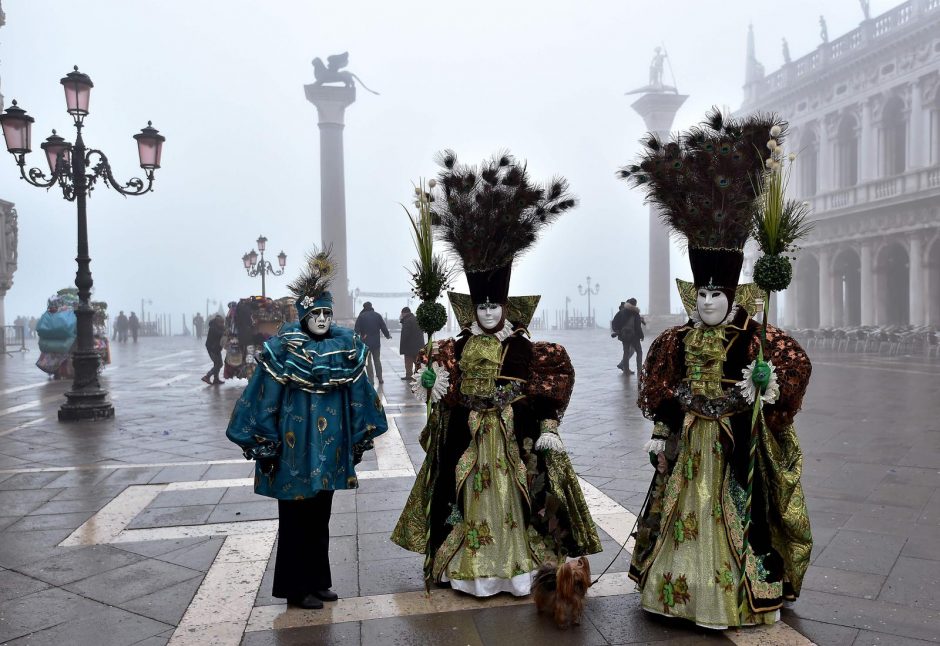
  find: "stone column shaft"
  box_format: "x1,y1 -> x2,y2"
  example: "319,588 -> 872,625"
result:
818,122 -> 833,194
305,85 -> 356,319
819,248 -> 833,327
909,79 -> 927,169
860,243 -> 874,325
859,99 -> 875,183
910,235 -> 925,326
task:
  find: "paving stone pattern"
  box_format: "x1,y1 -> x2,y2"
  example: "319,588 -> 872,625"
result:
0,332 -> 937,645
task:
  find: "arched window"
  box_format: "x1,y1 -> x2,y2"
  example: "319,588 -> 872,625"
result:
799,128 -> 819,198
835,113 -> 859,188
881,96 -> 907,176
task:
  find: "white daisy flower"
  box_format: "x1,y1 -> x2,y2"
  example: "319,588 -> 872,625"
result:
736,359 -> 780,405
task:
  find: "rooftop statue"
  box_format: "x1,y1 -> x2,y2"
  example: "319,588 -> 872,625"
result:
311,52 -> 379,95
625,46 -> 677,95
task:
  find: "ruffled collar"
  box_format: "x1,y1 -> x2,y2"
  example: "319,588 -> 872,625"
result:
470,319 -> 514,342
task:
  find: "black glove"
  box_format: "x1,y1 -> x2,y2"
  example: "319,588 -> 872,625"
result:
352,439 -> 374,465
258,457 -> 279,476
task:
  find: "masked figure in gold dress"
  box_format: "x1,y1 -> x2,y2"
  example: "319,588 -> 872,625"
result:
392,150 -> 602,596
619,111 -> 813,628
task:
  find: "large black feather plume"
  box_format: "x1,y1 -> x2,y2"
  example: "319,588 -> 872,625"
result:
431,150 -> 577,272
618,107 -> 787,250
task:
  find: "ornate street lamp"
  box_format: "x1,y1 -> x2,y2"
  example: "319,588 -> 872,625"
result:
0,67 -> 165,421
577,276 -> 600,329
243,234 -> 286,298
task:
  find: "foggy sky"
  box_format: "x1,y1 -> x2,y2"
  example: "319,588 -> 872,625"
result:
0,0 -> 889,324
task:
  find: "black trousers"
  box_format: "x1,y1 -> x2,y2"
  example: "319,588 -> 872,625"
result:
621,338 -> 643,371
205,347 -> 223,380
272,492 -> 334,598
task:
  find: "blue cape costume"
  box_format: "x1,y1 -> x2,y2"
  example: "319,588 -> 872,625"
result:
226,322 -> 389,499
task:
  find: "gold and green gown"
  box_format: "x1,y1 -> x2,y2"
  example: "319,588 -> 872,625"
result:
391,327 -> 602,596
629,311 -> 813,628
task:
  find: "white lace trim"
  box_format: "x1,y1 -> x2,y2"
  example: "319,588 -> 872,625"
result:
643,438 -> 666,455
442,570 -> 535,597
470,319 -> 514,342
690,304 -> 740,329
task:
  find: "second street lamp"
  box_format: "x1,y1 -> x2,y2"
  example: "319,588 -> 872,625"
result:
243,235 -> 286,298
577,276 -> 600,329
0,67 -> 165,421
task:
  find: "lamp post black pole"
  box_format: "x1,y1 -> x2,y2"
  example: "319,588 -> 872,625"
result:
243,238 -> 286,298
578,276 -> 600,329
260,250 -> 266,298
59,121 -> 111,420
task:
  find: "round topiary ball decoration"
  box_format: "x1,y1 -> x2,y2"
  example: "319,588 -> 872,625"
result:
753,254 -> 793,293
416,301 -> 447,335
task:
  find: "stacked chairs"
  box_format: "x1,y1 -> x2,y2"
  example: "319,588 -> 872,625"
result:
782,325 -> 938,358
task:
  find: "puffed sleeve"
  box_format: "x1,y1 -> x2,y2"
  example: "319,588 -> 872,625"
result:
638,326 -> 686,435
225,367 -> 284,460
526,341 -> 575,421
748,324 -> 812,431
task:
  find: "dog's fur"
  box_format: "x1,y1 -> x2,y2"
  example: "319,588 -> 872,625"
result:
532,557 -> 591,629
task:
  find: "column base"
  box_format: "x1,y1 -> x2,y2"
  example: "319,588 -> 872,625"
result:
58,388 -> 114,422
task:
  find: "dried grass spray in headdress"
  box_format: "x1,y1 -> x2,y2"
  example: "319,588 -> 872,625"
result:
432,149 -> 577,304
287,246 -> 335,320
619,108 -> 787,296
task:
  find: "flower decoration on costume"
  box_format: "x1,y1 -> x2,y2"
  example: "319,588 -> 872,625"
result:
736,359 -> 780,405
411,361 -> 449,404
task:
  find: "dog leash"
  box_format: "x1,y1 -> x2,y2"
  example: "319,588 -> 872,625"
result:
588,477 -> 655,588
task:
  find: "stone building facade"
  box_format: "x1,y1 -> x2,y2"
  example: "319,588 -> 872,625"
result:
742,0 -> 940,329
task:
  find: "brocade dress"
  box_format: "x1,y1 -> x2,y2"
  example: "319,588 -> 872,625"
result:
392,324 -> 602,596
629,307 -> 813,628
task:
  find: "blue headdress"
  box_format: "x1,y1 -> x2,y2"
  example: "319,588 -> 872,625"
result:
287,247 -> 335,321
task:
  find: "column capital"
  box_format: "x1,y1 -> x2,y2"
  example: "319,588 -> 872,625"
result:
304,84 -> 356,126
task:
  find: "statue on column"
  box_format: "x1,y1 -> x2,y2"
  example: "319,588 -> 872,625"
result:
819,16 -> 829,44
782,38 -> 791,64
649,47 -> 666,88
311,52 -> 380,95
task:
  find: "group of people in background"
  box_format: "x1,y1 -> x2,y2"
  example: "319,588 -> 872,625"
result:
111,311 -> 140,343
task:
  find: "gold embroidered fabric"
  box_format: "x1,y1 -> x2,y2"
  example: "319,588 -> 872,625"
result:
459,335 -> 502,398
442,406 -> 536,583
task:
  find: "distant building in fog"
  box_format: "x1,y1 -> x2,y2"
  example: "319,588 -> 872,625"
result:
742,0 -> 940,329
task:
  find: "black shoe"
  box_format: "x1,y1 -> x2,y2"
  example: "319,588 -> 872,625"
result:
314,589 -> 339,602
287,594 -> 323,609
379,380 -> 384,384
400,376 -> 411,380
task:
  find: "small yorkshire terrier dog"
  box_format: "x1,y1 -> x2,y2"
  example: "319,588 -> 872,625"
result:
532,557 -> 592,629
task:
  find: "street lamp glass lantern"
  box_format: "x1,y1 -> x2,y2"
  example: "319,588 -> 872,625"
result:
60,67 -> 93,117
248,250 -> 258,266
133,122 -> 165,170
256,236 -> 267,253
242,253 -> 251,269
277,251 -> 286,269
0,101 -> 34,154
40,130 -> 71,174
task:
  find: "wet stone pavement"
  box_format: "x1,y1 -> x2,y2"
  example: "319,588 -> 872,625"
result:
0,329 -> 937,645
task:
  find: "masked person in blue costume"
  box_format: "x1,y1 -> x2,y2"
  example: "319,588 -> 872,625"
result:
227,248 -> 388,609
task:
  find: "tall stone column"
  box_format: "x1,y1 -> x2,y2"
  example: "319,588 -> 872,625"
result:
305,84 -> 356,319
818,247 -> 832,327
817,116 -> 833,194
783,282 -> 797,328
0,200 -> 16,330
910,235 -> 925,325
630,92 -> 688,316
860,242 -> 874,325
859,98 -> 875,183
909,78 -> 926,169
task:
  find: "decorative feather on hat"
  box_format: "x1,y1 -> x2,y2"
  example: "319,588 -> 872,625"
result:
287,246 -> 335,319
618,108 -> 787,290
432,149 -> 577,303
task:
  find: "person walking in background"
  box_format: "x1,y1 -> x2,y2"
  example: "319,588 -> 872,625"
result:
611,297 -> 645,374
354,301 -> 391,384
115,311 -> 129,343
193,313 -> 205,340
202,315 -> 225,385
128,312 -> 140,343
28,316 -> 37,339
398,306 -> 424,381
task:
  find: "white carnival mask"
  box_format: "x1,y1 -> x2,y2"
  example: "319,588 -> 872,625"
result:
696,289 -> 729,327
305,307 -> 333,336
475,303 -> 505,332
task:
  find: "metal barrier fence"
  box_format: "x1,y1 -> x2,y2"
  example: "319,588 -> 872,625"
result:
1,325 -> 28,355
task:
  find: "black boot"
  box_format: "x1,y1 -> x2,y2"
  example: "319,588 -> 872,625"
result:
287,594 -> 323,609
314,589 -> 338,601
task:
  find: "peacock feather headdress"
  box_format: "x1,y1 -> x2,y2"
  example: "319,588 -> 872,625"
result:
432,149 -> 577,303
287,246 -> 335,319
619,108 -> 787,290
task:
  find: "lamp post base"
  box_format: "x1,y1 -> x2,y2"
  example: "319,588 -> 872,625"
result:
58,390 -> 114,421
